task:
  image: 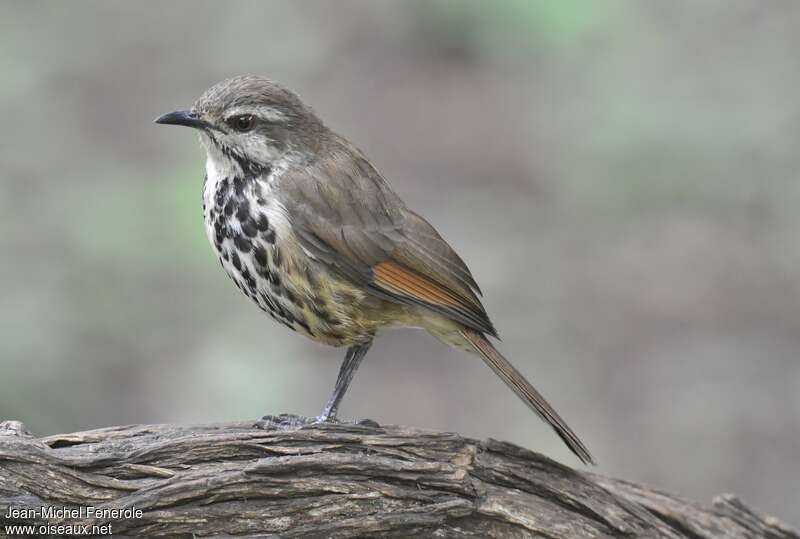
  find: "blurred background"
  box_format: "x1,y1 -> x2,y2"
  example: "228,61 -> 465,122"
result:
1,0 -> 798,526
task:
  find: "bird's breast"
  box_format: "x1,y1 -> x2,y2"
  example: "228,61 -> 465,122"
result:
201,165 -> 376,347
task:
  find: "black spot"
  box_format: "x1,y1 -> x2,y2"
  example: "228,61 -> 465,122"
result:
256,214 -> 270,231
224,200 -> 234,217
270,281 -> 283,296
242,268 -> 256,292
259,292 -> 277,312
255,263 -> 269,279
296,316 -> 313,336
214,232 -> 223,248
218,144 -> 250,175
236,199 -> 250,222
214,218 -> 231,240
269,270 -> 280,286
312,303 -> 339,326
284,288 -> 297,304
241,219 -> 258,238
254,245 -> 267,266
215,187 -> 225,207
234,234 -> 252,252
302,268 -> 317,290
280,319 -> 296,331
234,177 -> 245,196
221,250 -> 229,261
272,246 -> 283,267
232,251 -> 242,271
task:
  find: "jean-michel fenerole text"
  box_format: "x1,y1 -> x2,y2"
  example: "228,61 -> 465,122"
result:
4,505 -> 143,520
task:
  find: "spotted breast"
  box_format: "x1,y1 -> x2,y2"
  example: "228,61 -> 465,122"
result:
201,158 -> 377,347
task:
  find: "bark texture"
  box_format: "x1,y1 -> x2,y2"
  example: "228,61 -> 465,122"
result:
0,416 -> 796,538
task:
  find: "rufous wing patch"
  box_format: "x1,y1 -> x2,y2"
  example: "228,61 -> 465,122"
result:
372,260 -> 466,308
372,260 -> 497,337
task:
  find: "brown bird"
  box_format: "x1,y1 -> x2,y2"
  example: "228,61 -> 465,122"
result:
156,75 -> 594,465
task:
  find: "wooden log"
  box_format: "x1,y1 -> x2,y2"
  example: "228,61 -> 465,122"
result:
0,417 -> 796,538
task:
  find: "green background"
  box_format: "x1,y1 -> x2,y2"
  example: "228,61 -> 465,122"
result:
1,1 -> 798,525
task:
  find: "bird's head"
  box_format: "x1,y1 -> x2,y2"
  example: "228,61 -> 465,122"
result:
155,75 -> 324,176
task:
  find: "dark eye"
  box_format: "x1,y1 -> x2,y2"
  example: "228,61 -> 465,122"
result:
227,114 -> 255,132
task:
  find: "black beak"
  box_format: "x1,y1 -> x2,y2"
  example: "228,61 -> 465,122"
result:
154,109 -> 208,129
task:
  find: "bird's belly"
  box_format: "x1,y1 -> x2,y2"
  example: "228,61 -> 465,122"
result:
202,173 -> 375,347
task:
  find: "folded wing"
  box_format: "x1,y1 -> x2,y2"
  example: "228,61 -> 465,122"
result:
280,142 -> 496,337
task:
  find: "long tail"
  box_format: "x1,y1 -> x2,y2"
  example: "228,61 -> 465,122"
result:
460,328 -> 595,465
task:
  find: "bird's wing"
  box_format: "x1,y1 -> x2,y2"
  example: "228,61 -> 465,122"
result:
278,143 -> 497,337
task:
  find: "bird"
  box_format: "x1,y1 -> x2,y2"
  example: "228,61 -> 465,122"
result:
155,75 -> 595,465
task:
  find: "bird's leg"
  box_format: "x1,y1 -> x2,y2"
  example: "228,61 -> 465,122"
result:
317,341 -> 373,423
254,341 -> 379,431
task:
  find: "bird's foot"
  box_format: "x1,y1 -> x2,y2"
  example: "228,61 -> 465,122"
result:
253,413 -> 380,431
313,413 -> 381,428
254,413 -> 313,431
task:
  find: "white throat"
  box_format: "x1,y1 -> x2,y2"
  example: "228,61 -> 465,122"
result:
200,134 -> 244,179
202,149 -> 299,251
204,148 -> 238,184
199,131 -> 287,180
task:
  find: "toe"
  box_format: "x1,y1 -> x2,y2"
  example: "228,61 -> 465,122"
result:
254,414 -> 309,430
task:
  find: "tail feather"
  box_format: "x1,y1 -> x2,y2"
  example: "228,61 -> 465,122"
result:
460,328 -> 595,465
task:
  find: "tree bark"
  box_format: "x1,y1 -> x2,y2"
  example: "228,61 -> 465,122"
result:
0,416 -> 796,538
